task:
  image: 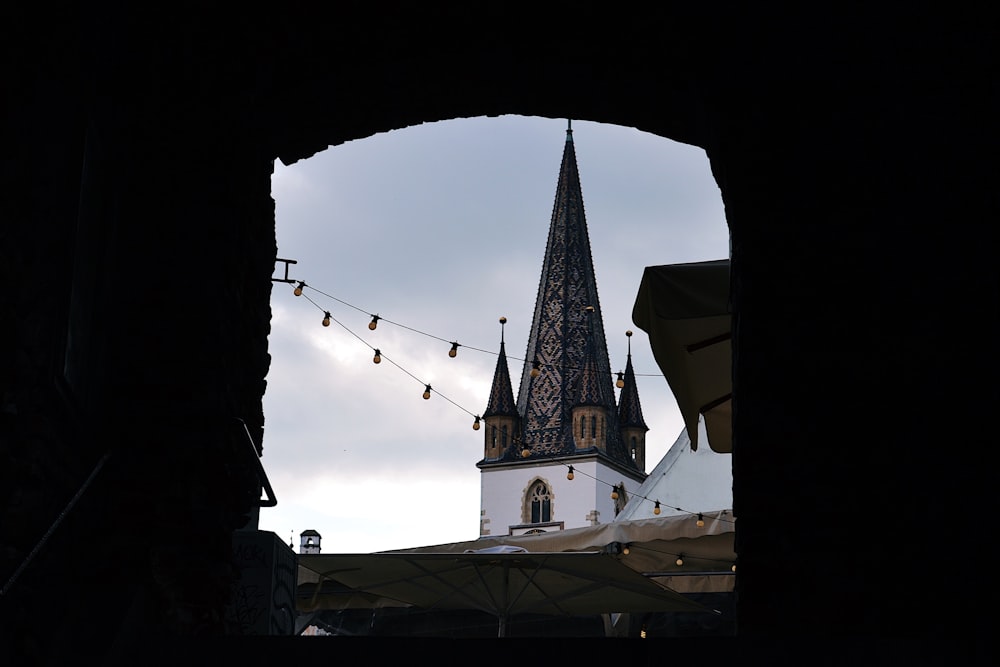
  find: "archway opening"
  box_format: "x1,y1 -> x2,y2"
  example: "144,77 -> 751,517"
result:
260,115 -> 729,553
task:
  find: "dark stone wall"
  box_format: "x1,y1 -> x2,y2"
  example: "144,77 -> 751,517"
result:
1,3 -> 994,663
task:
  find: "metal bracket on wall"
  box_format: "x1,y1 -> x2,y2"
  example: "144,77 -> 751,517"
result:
235,417 -> 278,507
272,257 -> 298,284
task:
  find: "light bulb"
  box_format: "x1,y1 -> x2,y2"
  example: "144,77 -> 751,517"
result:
521,447 -> 530,458
616,371 -> 625,389
566,466 -> 574,481
372,349 -> 381,364
473,416 -> 481,431
322,312 -> 331,327
653,501 -> 661,515
675,555 -> 684,567
732,563 -> 737,572
368,315 -> 380,330
696,513 -> 704,527
530,358 -> 540,378
610,486 -> 619,500
423,384 -> 432,400
622,545 -> 630,555
293,281 -> 305,296
449,342 -> 459,358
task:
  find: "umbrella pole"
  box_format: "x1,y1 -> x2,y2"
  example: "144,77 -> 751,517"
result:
498,560 -> 510,637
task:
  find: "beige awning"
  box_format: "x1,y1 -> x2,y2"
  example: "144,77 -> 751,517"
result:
387,512 -> 736,593
296,513 -> 737,625
632,259 -> 732,452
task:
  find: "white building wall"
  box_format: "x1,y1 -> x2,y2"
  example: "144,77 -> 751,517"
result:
479,458 -> 645,536
615,423 -> 733,522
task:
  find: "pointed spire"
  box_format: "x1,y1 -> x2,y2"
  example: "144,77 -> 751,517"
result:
513,123 -> 629,464
617,331 -> 648,430
484,317 -> 517,418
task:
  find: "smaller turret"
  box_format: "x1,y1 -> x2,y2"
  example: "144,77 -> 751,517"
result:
482,317 -> 520,461
617,331 -> 649,470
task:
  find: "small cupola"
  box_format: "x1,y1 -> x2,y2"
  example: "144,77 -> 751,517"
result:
299,529 -> 322,554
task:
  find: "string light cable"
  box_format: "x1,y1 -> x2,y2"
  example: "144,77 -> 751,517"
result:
283,276 -> 732,518
291,279 -> 667,378
282,274 -> 710,449
284,275 -> 712,466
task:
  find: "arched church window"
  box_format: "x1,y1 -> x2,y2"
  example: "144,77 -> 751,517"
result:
590,415 -> 596,438
631,436 -> 637,458
529,481 -> 552,523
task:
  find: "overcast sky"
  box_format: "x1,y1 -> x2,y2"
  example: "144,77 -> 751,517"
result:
258,115 -> 729,554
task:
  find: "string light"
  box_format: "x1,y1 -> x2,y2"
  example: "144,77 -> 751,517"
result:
610,484 -> 619,500
696,513 -> 705,527
653,500 -> 661,515
616,371 -> 625,389
290,279 -> 655,388
566,465 -> 574,481
675,554 -> 685,567
280,273 -> 693,476
732,563 -> 737,572
622,543 -> 630,555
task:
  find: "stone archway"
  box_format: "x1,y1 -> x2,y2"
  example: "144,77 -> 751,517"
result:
2,5 -> 993,661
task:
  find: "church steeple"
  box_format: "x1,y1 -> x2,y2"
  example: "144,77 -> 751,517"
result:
476,122 -> 648,537
511,121 -> 637,470
482,317 -> 518,461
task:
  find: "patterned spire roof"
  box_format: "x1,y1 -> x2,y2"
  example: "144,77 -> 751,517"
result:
575,309 -> 603,407
509,124 -> 635,468
617,349 -> 648,430
484,339 -> 517,418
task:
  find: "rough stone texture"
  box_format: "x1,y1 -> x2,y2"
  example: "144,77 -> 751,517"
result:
1,3 -> 994,664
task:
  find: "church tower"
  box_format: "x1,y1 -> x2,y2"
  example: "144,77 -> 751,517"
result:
477,122 -> 648,537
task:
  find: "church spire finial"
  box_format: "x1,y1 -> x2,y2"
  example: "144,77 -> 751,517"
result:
567,119 -> 573,142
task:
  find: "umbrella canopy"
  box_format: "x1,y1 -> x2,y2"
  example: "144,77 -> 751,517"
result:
391,512 -> 736,594
632,259 -> 732,452
298,549 -> 711,637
